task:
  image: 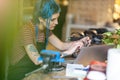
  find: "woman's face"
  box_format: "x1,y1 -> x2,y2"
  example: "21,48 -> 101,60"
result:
49,13 -> 60,30
39,13 -> 60,30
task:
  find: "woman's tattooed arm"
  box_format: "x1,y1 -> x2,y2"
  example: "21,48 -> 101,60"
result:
24,44 -> 42,65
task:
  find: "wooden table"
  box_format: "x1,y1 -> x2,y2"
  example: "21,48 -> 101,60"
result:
23,70 -> 67,80
23,45 -> 110,80
23,57 -> 76,80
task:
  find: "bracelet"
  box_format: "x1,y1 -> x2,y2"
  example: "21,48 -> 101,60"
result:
60,52 -> 69,57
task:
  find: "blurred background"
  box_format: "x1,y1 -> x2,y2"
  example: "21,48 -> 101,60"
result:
18,0 -> 120,41
0,0 -> 18,80
0,0 -> 120,79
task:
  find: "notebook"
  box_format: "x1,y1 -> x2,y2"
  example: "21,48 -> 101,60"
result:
74,45 -> 114,66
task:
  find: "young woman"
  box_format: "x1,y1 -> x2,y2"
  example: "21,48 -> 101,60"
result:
8,0 -> 91,80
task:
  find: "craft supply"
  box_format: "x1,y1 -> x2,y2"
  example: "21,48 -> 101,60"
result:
84,60 -> 106,80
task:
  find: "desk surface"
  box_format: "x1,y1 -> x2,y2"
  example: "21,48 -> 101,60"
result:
23,70 -> 73,80
23,57 -> 75,80
23,45 -> 110,80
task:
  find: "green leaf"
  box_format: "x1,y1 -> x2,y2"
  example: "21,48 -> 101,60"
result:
117,44 -> 120,48
103,32 -> 112,36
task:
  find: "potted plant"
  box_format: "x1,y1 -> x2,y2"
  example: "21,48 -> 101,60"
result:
102,29 -> 120,48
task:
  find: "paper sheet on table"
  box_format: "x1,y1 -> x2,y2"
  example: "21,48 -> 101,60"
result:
66,64 -> 89,80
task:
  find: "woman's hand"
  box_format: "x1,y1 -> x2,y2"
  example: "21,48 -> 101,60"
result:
79,36 -> 91,47
61,40 -> 84,57
61,36 -> 91,57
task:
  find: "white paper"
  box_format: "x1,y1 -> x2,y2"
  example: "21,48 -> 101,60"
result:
66,64 -> 89,79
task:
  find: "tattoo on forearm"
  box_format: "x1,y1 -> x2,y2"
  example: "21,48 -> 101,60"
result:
28,44 -> 37,52
27,44 -> 39,56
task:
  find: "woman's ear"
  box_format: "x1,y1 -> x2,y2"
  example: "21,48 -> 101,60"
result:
39,17 -> 45,23
39,17 -> 46,27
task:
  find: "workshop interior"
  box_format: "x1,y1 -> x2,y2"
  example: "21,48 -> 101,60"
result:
1,0 -> 120,80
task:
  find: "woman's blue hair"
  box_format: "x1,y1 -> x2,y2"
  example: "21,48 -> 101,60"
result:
32,0 -> 61,24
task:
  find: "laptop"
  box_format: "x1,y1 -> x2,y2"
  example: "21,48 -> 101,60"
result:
74,45 -> 114,66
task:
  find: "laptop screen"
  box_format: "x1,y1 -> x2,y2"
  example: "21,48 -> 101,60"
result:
74,45 -> 114,66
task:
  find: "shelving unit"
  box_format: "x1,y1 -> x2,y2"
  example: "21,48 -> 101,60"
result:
64,0 -> 115,40
19,0 -> 36,26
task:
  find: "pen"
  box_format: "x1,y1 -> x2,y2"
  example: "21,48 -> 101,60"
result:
74,68 -> 89,71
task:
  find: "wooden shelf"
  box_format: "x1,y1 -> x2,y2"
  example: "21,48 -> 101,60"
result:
65,23 -> 116,41
64,0 -> 115,41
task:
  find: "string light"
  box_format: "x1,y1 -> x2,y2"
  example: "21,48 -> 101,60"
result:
63,0 -> 69,6
56,0 -> 69,6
